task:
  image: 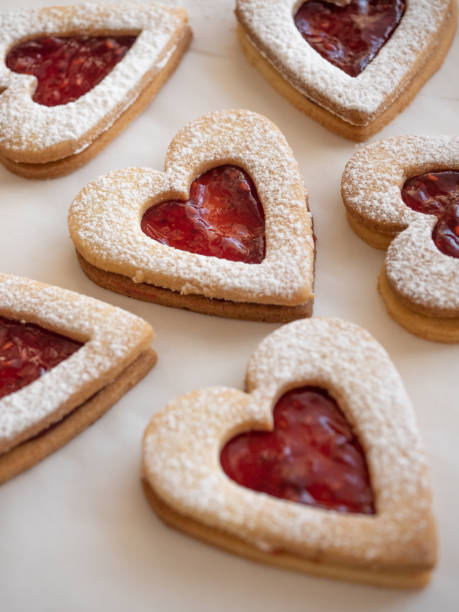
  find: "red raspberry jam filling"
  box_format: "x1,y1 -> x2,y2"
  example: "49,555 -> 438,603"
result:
6,34 -> 136,106
402,171 -> 459,259
0,316 -> 82,400
141,165 -> 266,264
220,386 -> 375,514
294,0 -> 406,77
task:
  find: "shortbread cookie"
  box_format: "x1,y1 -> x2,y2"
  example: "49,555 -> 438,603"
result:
68,109 -> 315,322
0,273 -> 156,484
235,0 -> 457,141
142,318 -> 436,588
0,2 -> 191,179
342,135 -> 459,342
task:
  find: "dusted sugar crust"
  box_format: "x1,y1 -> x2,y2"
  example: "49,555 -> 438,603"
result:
69,109 -> 315,308
385,217 -> 459,317
0,2 -> 189,164
235,0 -> 455,127
142,318 -> 436,586
0,273 -> 153,455
342,135 -> 459,318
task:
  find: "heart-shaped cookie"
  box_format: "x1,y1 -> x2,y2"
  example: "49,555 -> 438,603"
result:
142,318 -> 436,588
342,135 -> 459,342
68,109 -> 315,322
0,273 -> 156,484
0,2 -> 191,178
235,0 -> 457,141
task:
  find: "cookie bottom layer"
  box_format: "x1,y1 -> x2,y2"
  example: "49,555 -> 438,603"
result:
0,26 -> 192,179
0,347 -> 157,485
346,211 -> 396,250
142,479 -> 432,588
237,5 -> 457,142
378,268 -> 459,343
76,252 -> 313,323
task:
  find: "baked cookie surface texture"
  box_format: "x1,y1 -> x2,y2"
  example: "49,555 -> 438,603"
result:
0,2 -> 191,178
342,135 -> 459,342
69,109 -> 315,322
142,318 -> 436,588
235,0 -> 457,141
0,273 -> 156,484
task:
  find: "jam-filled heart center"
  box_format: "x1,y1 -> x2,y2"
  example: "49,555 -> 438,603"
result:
402,170 -> 459,259
294,0 -> 406,77
6,34 -> 137,106
0,316 -> 82,399
141,165 -> 266,264
221,386 -> 375,514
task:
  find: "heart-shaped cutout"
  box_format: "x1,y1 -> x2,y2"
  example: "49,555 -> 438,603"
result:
294,0 -> 405,77
0,273 -> 156,484
69,109 -> 315,322
142,318 -> 437,587
0,315 -> 83,399
402,171 -> 459,258
0,3 -> 191,176
221,385 -> 374,514
236,0 -> 456,140
6,34 -> 137,106
141,164 -> 266,264
342,135 -> 459,342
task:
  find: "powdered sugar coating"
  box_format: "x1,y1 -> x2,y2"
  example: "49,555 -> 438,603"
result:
342,135 -> 459,314
0,273 -> 153,454
236,0 -> 452,124
386,216 -> 459,315
0,2 -> 187,163
143,318 -> 435,568
342,135 -> 459,229
69,109 -> 314,306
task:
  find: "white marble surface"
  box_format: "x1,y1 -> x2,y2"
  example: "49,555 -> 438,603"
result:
1,1 -> 458,610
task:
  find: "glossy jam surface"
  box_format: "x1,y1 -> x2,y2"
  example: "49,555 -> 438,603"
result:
220,386 -> 375,514
294,0 -> 406,77
0,316 -> 82,399
141,165 -> 266,264
402,171 -> 459,259
6,35 -> 136,106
